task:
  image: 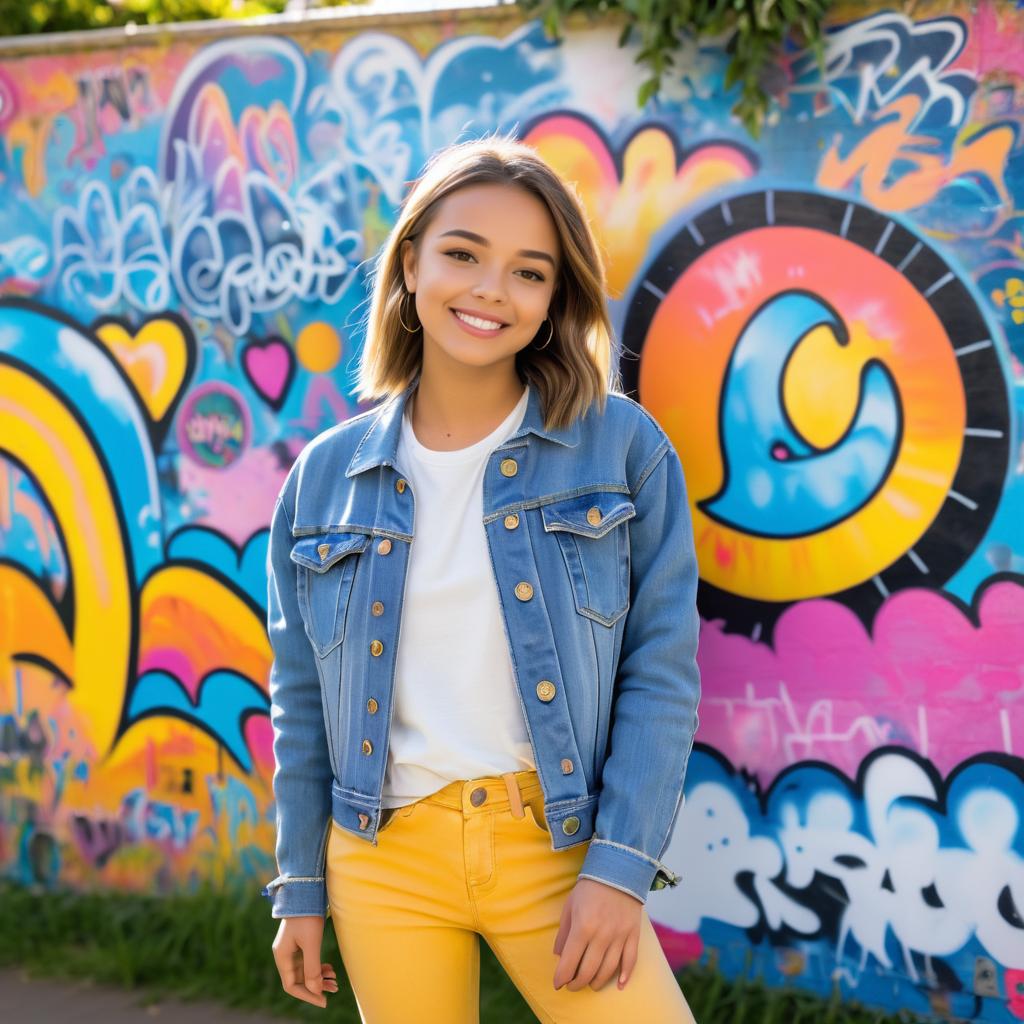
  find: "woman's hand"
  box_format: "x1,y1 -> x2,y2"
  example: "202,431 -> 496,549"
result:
552,877 -> 643,992
272,915 -> 340,1008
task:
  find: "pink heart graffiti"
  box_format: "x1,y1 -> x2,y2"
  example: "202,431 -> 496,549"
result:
242,337 -> 294,410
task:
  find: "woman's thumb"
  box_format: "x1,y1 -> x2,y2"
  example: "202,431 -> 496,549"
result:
299,936 -> 324,996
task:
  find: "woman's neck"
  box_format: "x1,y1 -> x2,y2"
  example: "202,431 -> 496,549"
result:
410,371 -> 525,452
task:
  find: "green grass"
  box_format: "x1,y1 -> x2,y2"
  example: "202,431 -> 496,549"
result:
0,879 -> 918,1022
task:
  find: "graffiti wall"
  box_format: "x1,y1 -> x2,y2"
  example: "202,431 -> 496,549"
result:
0,1 -> 1022,1019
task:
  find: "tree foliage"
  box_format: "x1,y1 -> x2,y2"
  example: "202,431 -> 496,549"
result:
0,0 -> 296,37
516,0 -> 831,135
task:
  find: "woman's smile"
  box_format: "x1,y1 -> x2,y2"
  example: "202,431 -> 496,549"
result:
450,307 -> 510,337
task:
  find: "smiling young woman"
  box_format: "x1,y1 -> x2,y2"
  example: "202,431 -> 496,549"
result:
264,136 -> 701,1023
397,181 -> 561,450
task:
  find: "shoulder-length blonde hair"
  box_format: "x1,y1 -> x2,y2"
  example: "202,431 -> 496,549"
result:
355,135 -> 619,430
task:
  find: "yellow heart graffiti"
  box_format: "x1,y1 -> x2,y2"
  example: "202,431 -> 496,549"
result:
95,318 -> 189,423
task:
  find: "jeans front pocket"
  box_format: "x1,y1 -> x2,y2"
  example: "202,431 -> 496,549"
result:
291,532 -> 370,657
523,793 -> 550,834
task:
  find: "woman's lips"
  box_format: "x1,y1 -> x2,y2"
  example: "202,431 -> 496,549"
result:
450,307 -> 509,337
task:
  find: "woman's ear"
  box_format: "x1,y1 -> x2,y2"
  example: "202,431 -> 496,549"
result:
401,238 -> 417,292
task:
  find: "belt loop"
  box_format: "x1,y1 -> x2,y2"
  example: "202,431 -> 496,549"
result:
501,772 -> 525,819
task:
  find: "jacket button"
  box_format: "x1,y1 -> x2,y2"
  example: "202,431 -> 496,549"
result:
370,639 -> 384,656
361,739 -> 373,755
514,581 -> 534,601
395,478 -> 407,493
561,816 -> 580,836
560,758 -> 574,775
503,513 -> 519,530
371,600 -> 384,616
499,458 -> 518,477
377,538 -> 392,555
367,698 -> 379,714
536,680 -> 556,702
586,506 -> 602,526
317,543 -> 330,560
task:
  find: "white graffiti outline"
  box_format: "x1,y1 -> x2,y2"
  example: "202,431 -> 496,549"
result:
54,167 -> 170,312
657,749 -> 1024,979
791,12 -> 974,129
328,24 -> 566,204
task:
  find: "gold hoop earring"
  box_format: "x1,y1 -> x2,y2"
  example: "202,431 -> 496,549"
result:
534,318 -> 553,350
399,293 -> 420,333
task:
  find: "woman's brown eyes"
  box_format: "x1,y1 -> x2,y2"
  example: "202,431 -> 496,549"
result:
442,250 -> 544,282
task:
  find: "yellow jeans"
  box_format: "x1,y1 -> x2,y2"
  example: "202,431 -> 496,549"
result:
325,768 -> 696,1023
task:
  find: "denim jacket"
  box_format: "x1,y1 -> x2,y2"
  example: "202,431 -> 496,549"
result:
262,376 -> 701,916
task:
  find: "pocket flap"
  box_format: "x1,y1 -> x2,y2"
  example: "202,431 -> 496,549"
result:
540,493 -> 636,539
290,532 -> 370,572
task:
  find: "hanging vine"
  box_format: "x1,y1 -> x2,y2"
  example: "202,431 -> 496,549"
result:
514,0 -> 832,136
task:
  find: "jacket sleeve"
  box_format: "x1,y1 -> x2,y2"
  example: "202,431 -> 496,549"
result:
260,491 -> 334,918
576,438 -> 701,903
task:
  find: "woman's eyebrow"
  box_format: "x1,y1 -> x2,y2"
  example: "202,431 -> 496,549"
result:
438,228 -> 555,267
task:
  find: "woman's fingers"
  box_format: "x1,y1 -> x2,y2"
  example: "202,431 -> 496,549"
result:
552,898 -> 571,956
589,937 -> 626,991
274,951 -> 325,1007
618,928 -> 640,988
272,941 -> 327,1007
272,917 -> 333,1007
297,933 -> 327,1006
552,912 -> 588,989
565,933 -> 609,991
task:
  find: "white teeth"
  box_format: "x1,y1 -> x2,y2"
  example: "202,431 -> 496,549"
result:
454,310 -> 504,331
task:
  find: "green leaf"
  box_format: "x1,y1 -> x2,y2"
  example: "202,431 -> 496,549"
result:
724,57 -> 743,90
637,75 -> 660,106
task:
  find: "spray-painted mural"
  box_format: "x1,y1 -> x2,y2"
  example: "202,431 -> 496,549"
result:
0,2 -> 1022,1020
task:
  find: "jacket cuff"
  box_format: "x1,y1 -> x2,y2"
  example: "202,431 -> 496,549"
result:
261,875 -> 328,918
577,838 -> 680,904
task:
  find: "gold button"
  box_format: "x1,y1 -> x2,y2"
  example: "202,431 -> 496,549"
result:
561,816 -> 580,836
367,698 -> 379,714
370,639 -> 384,656
317,543 -> 330,560
361,739 -> 373,755
514,581 -> 534,601
371,600 -> 384,616
395,478 -> 407,493
499,458 -> 518,477
377,538 -> 392,555
561,758 -> 574,775
503,513 -> 520,530
358,813 -> 370,830
586,506 -> 602,526
536,680 -> 556,702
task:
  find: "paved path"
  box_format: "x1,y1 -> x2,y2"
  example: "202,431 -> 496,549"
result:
0,968 -> 287,1023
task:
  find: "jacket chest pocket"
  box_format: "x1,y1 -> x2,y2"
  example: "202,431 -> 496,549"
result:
290,532 -> 371,657
541,493 -> 636,627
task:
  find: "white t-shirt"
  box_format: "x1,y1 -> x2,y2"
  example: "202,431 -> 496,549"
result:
381,385 -> 536,808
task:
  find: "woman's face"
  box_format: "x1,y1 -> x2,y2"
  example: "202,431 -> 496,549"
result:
401,183 -> 560,375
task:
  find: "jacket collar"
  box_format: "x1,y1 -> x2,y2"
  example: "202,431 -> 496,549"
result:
345,374 -> 581,478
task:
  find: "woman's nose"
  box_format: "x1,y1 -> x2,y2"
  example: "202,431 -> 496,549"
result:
470,270 -> 507,303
